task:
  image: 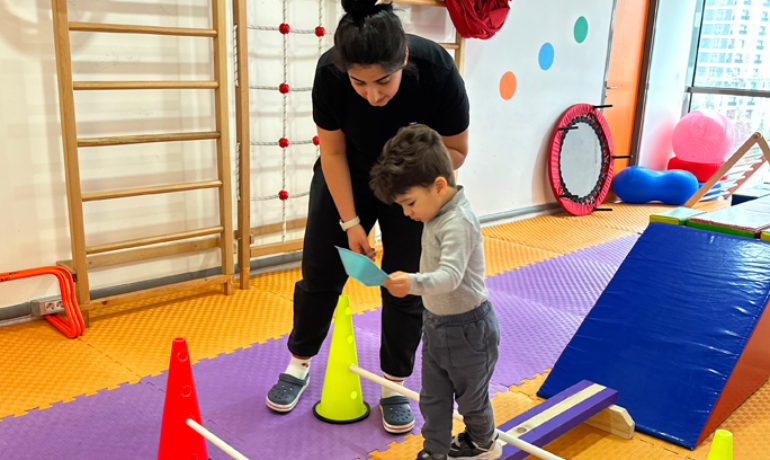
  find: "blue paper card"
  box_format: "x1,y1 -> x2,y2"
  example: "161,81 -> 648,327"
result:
336,246 -> 389,287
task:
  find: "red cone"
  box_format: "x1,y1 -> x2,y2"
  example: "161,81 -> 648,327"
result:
157,338 -> 208,459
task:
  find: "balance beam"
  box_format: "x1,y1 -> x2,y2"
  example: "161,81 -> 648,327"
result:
351,366 -> 632,460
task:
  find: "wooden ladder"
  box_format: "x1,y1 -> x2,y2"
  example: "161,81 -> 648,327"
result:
50,0 -> 235,320
685,133 -> 770,207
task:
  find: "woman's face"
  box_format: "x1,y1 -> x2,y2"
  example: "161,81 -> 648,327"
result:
347,55 -> 407,107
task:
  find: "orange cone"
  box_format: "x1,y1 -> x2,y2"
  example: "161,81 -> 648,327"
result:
157,338 -> 208,460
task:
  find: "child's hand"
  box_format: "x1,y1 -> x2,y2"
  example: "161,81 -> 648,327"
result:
383,271 -> 410,298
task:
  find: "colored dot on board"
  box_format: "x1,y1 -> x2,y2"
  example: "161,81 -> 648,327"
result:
499,71 -> 517,100
539,43 -> 554,70
574,16 -> 589,43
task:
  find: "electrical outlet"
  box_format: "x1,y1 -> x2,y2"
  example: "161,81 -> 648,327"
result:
31,298 -> 65,317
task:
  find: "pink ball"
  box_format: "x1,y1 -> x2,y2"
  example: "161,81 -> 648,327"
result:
672,110 -> 735,164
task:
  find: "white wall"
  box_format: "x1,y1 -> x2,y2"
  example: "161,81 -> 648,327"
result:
459,0 -> 615,216
637,0 -> 699,170
0,0 -> 615,309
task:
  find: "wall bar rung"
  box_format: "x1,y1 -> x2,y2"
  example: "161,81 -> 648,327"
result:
73,81 -> 218,90
78,131 -> 220,147
69,22 -> 217,37
86,227 -> 224,254
82,180 -> 222,202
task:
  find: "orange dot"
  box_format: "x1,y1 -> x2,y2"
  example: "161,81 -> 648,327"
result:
500,71 -> 517,100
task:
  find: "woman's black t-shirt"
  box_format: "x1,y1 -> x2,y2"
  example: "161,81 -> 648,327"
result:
312,35 -> 470,179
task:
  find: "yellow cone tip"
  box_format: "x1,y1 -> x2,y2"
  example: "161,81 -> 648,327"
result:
707,429 -> 733,460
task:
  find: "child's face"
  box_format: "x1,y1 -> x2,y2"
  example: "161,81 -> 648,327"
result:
394,178 -> 449,223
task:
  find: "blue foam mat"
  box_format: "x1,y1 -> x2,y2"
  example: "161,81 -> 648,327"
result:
538,223 -> 770,449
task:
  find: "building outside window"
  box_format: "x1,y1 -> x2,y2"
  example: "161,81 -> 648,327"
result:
690,0 -> 770,151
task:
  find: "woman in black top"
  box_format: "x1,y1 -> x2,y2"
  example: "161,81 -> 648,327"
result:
266,0 -> 470,435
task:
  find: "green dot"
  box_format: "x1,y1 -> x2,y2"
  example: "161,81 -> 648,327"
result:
350,391 -> 358,399
574,16 -> 589,43
347,335 -> 354,344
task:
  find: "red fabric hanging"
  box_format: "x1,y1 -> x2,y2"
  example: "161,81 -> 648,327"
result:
444,0 -> 511,40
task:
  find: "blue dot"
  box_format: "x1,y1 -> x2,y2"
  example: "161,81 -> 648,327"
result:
539,43 -> 554,70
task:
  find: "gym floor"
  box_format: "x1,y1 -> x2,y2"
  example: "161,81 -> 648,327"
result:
2,201 -> 768,460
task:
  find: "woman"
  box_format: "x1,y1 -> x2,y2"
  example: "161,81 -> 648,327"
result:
266,0 -> 470,434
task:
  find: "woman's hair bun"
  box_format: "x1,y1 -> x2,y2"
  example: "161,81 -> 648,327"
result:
341,0 -> 391,19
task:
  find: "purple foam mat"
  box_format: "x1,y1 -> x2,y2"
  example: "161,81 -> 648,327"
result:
0,235 -> 635,460
488,291 -> 584,384
0,376 -> 164,460
567,234 -> 639,267
485,252 -> 622,316
0,321 -> 505,460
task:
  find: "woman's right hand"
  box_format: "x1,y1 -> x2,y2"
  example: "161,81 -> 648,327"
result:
347,224 -> 376,261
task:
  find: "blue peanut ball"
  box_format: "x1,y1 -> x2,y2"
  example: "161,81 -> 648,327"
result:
613,166 -> 699,205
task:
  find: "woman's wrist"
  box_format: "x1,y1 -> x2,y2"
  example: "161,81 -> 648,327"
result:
340,215 -> 361,231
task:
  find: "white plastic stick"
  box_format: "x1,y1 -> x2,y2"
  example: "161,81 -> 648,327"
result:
186,419 -> 250,460
349,365 -> 565,460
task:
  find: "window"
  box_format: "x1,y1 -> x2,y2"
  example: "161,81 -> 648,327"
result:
690,0 -> 770,148
707,67 -> 725,77
702,38 -> 737,49
707,9 -> 736,20
703,24 -> 734,35
700,52 -> 735,63
719,9 -> 735,20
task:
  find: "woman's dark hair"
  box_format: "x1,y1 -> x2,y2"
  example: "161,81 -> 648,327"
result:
333,0 -> 408,73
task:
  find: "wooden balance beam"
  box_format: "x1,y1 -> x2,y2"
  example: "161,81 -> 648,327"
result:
351,366 -> 633,460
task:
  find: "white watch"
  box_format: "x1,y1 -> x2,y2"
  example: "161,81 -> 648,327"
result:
340,216 -> 361,231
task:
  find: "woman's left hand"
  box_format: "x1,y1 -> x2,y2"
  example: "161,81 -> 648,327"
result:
383,271 -> 411,298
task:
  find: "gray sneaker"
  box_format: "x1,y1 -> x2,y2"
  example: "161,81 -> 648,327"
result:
448,431 -> 502,460
266,373 -> 309,413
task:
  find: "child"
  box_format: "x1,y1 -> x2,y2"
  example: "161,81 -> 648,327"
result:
371,124 -> 502,460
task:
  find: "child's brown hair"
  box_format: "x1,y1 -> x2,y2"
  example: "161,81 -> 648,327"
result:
369,124 -> 456,204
